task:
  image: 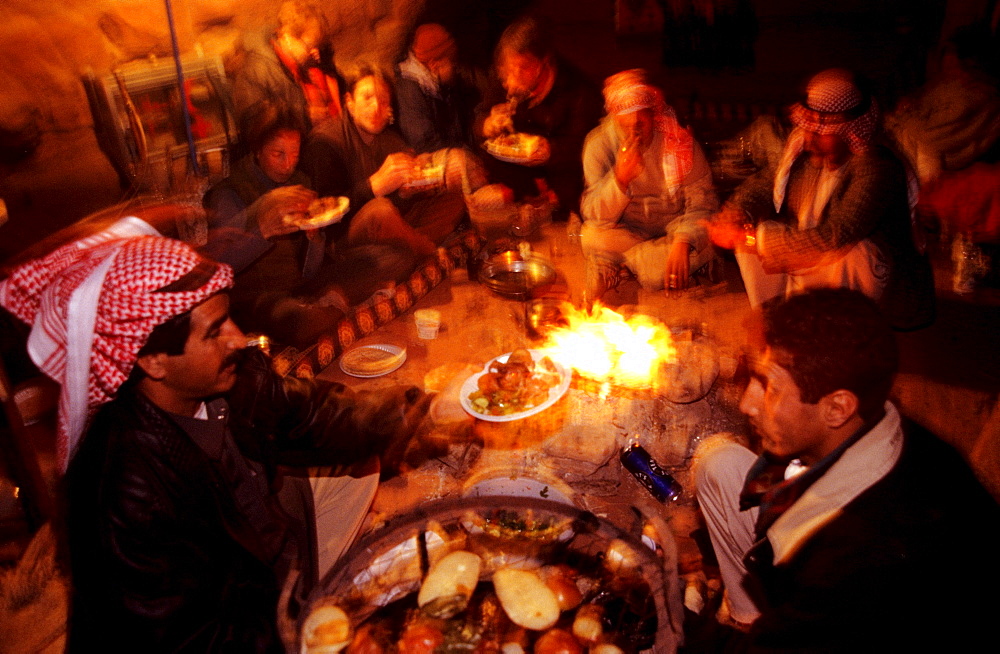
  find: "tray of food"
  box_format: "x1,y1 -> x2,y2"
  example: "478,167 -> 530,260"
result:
484,132 -> 550,165
300,496 -> 677,653
460,348 -> 571,421
285,196 -> 350,230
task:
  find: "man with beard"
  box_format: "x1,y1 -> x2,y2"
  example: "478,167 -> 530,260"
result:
0,225 -> 428,651
693,289 -> 998,652
709,69 -> 934,330
303,66 -> 476,258
476,14 -> 603,220
580,69 -> 718,302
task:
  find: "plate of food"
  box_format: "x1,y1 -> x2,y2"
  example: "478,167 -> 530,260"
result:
460,348 -> 571,421
285,196 -> 349,230
484,132 -> 550,165
401,161 -> 445,190
340,344 -> 406,378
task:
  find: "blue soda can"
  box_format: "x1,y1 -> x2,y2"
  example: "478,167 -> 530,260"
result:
620,443 -> 682,502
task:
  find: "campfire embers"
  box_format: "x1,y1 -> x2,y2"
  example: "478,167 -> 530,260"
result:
540,302 -> 678,398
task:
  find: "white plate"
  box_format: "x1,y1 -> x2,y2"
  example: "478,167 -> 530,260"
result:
340,344 -> 406,378
464,477 -> 573,504
483,134 -> 550,165
285,196 -> 349,230
460,349 -> 571,422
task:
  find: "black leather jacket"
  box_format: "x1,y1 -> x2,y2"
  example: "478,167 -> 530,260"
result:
65,348 -> 423,652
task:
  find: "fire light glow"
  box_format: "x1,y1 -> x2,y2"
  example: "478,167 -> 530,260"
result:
543,303 -> 676,389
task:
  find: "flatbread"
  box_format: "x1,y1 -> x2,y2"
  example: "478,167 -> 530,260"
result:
285,196 -> 349,230
484,133 -> 549,164
340,345 -> 406,377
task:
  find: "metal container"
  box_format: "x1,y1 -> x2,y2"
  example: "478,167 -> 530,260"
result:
620,444 -> 683,502
525,296 -> 570,339
478,251 -> 557,300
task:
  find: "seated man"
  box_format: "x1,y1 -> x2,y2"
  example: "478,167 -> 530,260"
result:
580,69 -> 717,301
395,23 -> 481,153
0,223 -> 428,651
709,68 -> 934,330
476,13 -> 603,220
694,289 -> 999,651
230,0 -> 343,136
303,65 -> 476,257
203,103 -> 413,347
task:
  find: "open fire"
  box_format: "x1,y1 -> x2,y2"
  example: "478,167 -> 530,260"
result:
540,302 -> 677,396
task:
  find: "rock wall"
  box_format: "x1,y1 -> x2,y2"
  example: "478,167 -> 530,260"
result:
0,0 -> 427,260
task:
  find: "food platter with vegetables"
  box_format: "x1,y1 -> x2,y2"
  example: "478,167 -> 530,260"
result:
299,497 -> 678,653
460,349 -> 571,422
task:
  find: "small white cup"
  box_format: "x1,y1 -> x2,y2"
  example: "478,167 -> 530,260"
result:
414,309 -> 441,339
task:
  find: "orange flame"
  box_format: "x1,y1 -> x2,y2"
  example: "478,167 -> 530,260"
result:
543,302 -> 675,390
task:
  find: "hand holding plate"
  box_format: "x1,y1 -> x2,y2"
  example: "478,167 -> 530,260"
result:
371,152 -> 416,197
251,185 -> 317,239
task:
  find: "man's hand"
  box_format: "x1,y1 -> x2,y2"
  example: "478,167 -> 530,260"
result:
249,185 -> 317,239
370,152 -> 415,197
355,385 -> 433,477
708,207 -> 750,251
665,240 -> 692,294
614,135 -> 644,190
483,103 -> 515,139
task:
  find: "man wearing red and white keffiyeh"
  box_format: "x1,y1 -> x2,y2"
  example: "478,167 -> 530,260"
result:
709,68 -> 934,330
580,68 -> 718,302
0,217 -> 429,650
0,219 -> 233,469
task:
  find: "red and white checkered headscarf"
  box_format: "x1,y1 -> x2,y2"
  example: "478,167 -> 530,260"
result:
0,222 -> 232,469
775,69 -> 881,211
603,69 -> 694,193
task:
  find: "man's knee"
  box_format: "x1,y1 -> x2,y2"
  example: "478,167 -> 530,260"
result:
693,434 -> 755,497
350,198 -> 403,241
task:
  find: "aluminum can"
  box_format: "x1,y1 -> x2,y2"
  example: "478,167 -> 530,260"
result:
620,443 -> 682,502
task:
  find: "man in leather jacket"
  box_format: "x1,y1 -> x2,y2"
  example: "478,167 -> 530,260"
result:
0,229 -> 427,652
692,289 -> 999,651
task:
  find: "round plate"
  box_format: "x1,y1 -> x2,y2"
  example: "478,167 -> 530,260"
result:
460,349 -> 571,421
484,133 -> 550,165
340,344 -> 406,378
285,196 -> 349,230
464,477 -> 572,505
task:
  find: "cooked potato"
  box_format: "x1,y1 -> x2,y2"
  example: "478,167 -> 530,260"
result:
302,603 -> 352,653
571,604 -> 604,645
590,645 -> 624,654
417,550 -> 482,615
493,568 -> 561,631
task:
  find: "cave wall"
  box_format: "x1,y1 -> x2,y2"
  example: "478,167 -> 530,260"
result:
0,0 -> 429,261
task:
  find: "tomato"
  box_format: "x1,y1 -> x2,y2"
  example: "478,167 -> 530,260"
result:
397,621 -> 445,654
346,623 -> 389,654
541,565 -> 583,611
533,628 -> 583,654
